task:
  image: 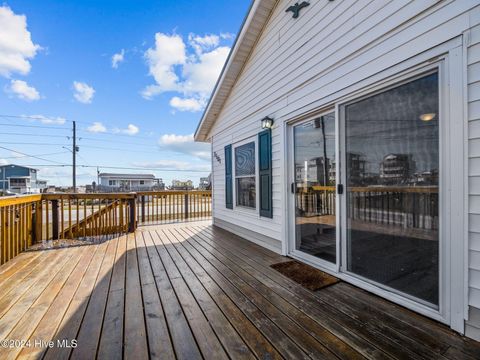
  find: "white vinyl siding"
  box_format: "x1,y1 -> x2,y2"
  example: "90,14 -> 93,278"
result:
467,15 -> 480,339
208,0 -> 480,335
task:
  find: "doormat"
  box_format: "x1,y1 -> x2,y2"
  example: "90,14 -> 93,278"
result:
270,260 -> 340,291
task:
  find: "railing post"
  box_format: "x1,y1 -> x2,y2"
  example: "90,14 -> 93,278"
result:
141,195 -> 146,223
184,193 -> 189,219
128,196 -> 137,233
51,199 -> 59,240
34,200 -> 43,242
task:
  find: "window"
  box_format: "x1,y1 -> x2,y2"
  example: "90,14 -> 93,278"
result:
139,180 -> 145,185
109,180 -> 116,186
235,141 -> 256,208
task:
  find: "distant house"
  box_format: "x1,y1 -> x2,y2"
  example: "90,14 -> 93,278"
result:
0,165 -> 47,194
171,179 -> 193,190
98,173 -> 164,192
198,175 -> 211,190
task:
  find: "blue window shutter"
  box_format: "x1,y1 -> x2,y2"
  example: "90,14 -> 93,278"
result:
258,129 -> 272,218
225,145 -> 233,209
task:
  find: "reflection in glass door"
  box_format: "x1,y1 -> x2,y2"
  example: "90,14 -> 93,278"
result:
343,72 -> 439,306
293,113 -> 336,264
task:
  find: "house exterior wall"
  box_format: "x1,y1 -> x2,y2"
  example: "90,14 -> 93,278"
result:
466,19 -> 480,340
0,166 -> 40,193
206,0 -> 480,337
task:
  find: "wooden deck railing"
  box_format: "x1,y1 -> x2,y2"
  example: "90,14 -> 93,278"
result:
297,185 -> 438,230
136,190 -> 212,224
0,190 -> 212,265
0,194 -> 41,264
41,193 -> 136,240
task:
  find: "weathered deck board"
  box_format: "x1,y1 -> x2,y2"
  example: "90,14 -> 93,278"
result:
0,221 -> 479,359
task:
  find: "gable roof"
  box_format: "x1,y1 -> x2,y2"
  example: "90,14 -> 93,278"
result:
194,0 -> 277,142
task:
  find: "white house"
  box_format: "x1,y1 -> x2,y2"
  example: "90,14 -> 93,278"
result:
98,173 -> 164,191
195,0 -> 480,340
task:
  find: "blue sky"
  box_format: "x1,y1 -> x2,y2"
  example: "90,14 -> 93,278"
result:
0,0 -> 250,187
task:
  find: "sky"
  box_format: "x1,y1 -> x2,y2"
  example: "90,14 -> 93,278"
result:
0,0 -> 250,187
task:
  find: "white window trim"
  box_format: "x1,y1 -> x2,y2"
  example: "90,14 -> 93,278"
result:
232,136 -> 259,214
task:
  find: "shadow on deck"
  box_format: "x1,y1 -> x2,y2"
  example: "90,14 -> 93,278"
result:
0,221 -> 479,359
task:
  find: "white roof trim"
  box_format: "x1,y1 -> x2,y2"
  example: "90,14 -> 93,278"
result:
194,0 -> 277,142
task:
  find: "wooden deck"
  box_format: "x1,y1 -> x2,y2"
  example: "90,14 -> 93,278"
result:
0,222 -> 479,359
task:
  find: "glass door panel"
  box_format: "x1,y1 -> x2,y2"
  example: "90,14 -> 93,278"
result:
293,112 -> 336,264
344,72 -> 439,306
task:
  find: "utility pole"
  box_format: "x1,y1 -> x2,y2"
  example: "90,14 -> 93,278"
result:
72,121 -> 77,192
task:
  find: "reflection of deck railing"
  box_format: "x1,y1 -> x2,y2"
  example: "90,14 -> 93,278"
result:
0,190 -> 212,265
297,186 -> 438,230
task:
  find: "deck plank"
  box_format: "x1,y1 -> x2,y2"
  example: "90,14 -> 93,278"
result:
161,228 -> 255,360
124,233 -> 149,360
43,241 -> 110,360
0,222 -> 479,359
192,226 -> 421,359
18,244 -> 99,360
70,236 -> 118,360
143,231 -> 202,360
180,227 -> 371,360
162,229 -> 283,360
170,229 -> 312,359
136,232 -> 176,360
0,246 -> 88,360
201,226 -> 455,358
149,229 -> 229,360
0,250 -> 57,314
97,234 -> 127,360
0,248 -> 74,341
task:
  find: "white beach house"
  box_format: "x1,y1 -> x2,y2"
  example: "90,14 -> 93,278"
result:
195,0 -> 480,339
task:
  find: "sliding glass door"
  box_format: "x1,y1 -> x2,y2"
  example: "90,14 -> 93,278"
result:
342,72 -> 440,307
292,112 -> 337,265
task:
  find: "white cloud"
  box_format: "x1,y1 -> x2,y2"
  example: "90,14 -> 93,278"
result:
220,32 -> 235,40
73,81 -> 95,104
23,114 -> 66,125
188,33 -> 219,55
0,159 -> 8,165
181,46 -> 230,95
0,6 -> 40,77
111,49 -> 125,69
114,124 -> 139,136
158,133 -> 210,161
142,32 -> 232,112
5,79 -> 40,101
169,96 -> 205,112
87,122 -> 107,133
143,33 -> 186,98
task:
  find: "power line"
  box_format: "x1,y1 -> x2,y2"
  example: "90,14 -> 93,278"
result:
0,133 -> 158,148
0,142 -> 70,146
0,151 -> 70,160
0,123 -> 69,130
78,137 -> 158,147
22,164 -> 210,172
0,132 -> 70,139
0,145 -> 69,165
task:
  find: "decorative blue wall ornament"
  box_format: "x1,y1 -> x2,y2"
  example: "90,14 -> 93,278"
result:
286,1 -> 310,19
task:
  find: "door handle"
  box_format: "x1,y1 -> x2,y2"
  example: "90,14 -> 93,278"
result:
291,182 -> 296,194
337,184 -> 344,194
